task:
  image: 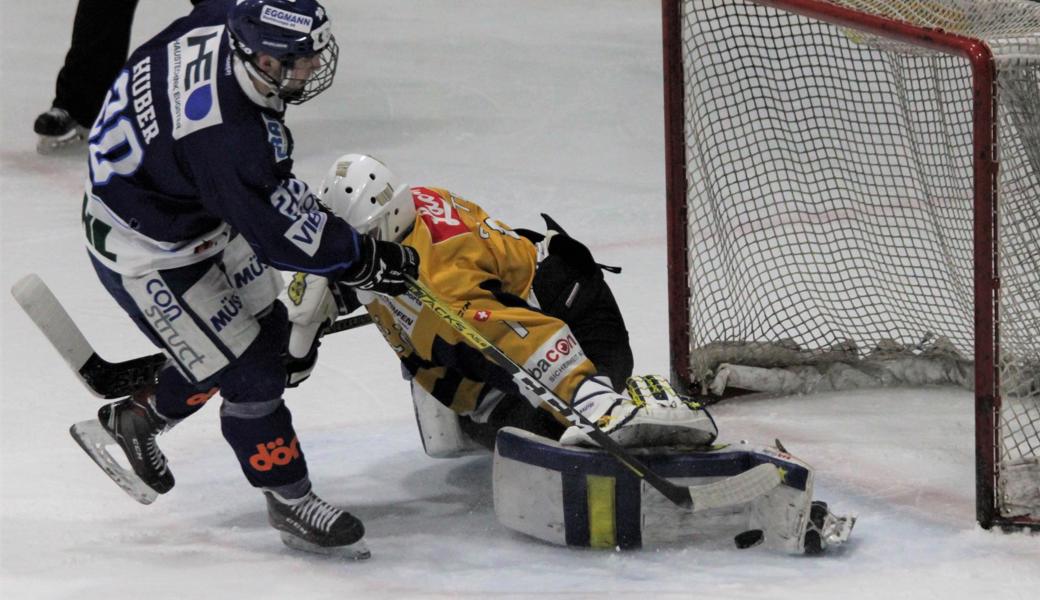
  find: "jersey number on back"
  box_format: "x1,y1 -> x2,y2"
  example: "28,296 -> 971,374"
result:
88,71 -> 145,185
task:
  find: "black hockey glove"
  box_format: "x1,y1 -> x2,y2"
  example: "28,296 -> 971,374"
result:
340,233 -> 420,296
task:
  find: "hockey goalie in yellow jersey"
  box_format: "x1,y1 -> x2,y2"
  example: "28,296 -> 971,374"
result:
286,154 -> 717,451
285,154 -> 855,554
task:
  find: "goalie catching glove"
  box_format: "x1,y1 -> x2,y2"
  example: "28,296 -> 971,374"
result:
559,374 -> 718,448
340,233 -> 420,297
283,273 -> 359,387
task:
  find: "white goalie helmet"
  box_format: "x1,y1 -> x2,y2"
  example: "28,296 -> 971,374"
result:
318,154 -> 415,242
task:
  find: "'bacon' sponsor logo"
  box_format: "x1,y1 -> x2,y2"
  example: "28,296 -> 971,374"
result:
524,330 -> 587,388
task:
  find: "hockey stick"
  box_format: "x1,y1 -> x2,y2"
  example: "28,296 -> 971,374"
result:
10,274 -> 373,400
402,275 -> 781,511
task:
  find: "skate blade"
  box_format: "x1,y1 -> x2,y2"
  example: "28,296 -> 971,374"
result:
69,420 -> 158,505
36,131 -> 86,155
278,531 -> 372,560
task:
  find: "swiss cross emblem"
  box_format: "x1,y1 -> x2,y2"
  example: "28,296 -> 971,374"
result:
474,310 -> 491,322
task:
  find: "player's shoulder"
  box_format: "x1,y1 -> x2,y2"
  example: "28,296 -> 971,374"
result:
137,0 -> 266,146
406,187 -> 477,244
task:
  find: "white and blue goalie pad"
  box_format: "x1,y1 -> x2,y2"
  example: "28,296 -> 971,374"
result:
493,427 -> 822,553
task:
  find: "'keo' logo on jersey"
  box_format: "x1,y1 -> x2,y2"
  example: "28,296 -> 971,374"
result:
167,25 -> 224,140
262,114 -> 290,162
413,187 -> 469,243
260,6 -> 313,33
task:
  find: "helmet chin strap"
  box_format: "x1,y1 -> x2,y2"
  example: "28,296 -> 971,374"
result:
231,53 -> 285,110
243,59 -> 280,98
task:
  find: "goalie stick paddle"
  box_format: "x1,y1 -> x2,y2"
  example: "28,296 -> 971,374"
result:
10,273 -> 373,400
401,275 -> 782,511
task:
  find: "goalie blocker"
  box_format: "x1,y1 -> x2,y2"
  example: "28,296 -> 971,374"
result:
492,428 -> 854,554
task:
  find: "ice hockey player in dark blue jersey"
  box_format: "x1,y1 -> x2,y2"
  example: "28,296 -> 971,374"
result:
70,0 -> 418,560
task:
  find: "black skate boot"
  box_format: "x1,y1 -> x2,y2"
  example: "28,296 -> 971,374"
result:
265,490 -> 370,560
33,107 -> 87,154
70,391 -> 175,504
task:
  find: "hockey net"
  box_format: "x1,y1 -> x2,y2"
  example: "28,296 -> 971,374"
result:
664,0 -> 1040,528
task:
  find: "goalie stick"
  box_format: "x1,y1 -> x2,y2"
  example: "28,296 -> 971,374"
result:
402,275 -> 782,512
10,273 -> 372,400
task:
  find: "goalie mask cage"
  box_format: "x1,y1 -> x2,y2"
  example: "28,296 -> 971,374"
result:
663,0 -> 1040,529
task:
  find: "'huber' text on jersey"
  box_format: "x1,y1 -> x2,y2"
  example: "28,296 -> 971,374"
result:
131,57 -> 160,144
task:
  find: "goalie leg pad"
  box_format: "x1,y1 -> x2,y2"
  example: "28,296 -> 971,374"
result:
493,427 -> 824,552
617,375 -> 719,447
412,382 -> 485,458
560,375 -> 719,448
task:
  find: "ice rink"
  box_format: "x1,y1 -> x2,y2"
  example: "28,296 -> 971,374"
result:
1,1 -> 1037,598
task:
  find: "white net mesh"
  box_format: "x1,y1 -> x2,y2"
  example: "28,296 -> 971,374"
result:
677,0 -> 1040,521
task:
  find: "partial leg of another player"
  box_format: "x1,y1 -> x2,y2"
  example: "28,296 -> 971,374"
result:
72,237 -> 370,558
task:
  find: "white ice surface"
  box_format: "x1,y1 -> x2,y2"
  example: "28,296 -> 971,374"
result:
1,1 -> 1037,599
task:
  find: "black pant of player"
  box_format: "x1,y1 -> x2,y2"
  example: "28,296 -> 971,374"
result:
46,0 -> 204,129
48,0 -> 139,129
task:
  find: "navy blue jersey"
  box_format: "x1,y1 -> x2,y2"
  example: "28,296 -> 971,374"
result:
82,0 -> 359,277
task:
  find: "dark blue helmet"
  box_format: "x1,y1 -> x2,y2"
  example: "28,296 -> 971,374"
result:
228,0 -> 338,104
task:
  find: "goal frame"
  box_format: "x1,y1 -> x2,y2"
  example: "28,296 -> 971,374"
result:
661,0 -> 1032,529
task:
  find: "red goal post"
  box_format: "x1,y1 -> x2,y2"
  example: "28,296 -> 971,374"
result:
663,0 -> 1039,529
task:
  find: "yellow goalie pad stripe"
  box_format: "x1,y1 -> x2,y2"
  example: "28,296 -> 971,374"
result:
586,475 -> 617,549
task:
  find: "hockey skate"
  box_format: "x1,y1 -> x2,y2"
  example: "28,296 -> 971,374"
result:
70,393 -> 175,505
802,501 -> 856,555
33,107 -> 88,155
264,490 -> 371,560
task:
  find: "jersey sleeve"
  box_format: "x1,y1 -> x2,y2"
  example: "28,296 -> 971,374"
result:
176,118 -> 362,277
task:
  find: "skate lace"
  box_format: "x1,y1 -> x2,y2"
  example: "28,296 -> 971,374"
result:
293,494 -> 342,533
140,402 -> 169,474
144,437 -> 168,474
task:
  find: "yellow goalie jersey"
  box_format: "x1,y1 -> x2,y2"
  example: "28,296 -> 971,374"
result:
364,186 -> 595,416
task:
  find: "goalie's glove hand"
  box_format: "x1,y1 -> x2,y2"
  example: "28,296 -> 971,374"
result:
284,273 -> 341,388
340,233 -> 419,297
285,322 -> 326,388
